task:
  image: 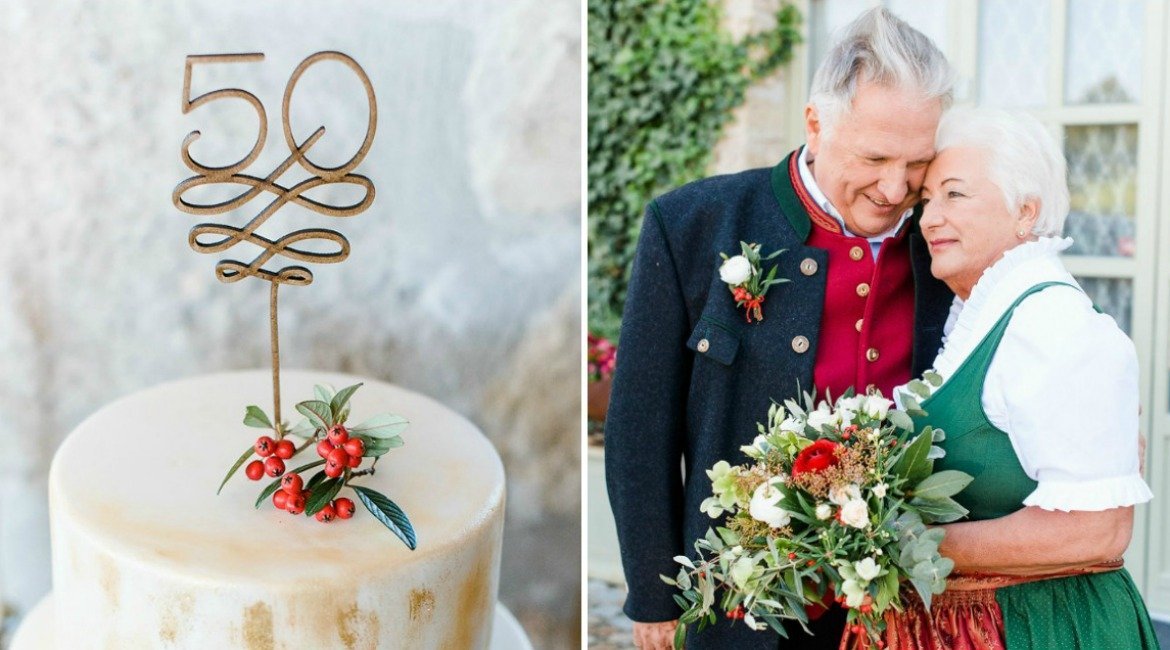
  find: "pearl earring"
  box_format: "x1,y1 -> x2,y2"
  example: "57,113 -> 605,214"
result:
1017,229 -> 1026,238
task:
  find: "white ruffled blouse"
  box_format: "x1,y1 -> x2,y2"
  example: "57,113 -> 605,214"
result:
896,237 -> 1153,512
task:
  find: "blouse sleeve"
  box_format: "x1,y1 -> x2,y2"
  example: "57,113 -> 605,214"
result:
983,286 -> 1153,512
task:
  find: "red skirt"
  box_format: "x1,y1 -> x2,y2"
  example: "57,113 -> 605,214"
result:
838,562 -> 1123,650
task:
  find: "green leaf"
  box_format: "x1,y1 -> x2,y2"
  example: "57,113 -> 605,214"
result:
885,409 -> 915,432
295,400 -> 333,430
305,477 -> 344,517
906,380 -> 932,399
314,384 -> 335,403
892,430 -> 933,483
358,434 -> 403,457
254,460 -> 326,509
305,469 -> 329,492
286,418 -> 317,439
922,370 -> 943,388
217,444 -> 256,495
243,406 -> 273,429
350,413 -> 409,439
351,485 -> 417,550
909,496 -> 969,523
329,383 -> 363,421
913,470 -> 973,500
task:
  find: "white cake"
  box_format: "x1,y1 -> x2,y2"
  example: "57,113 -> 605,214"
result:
42,370 -> 506,649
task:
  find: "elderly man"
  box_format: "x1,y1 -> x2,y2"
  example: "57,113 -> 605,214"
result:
605,8 -> 956,650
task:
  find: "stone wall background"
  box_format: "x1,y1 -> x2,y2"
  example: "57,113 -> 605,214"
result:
0,1 -> 581,647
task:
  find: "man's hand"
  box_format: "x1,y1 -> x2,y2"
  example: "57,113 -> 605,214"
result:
632,620 -> 679,650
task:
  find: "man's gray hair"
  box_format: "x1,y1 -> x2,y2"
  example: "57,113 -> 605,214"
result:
810,7 -> 955,134
936,108 -> 1070,237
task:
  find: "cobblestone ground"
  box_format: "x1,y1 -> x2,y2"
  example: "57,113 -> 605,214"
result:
588,579 -> 635,649
588,578 -> 1170,649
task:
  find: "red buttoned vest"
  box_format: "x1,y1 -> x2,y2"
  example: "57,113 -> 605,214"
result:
787,154 -> 917,399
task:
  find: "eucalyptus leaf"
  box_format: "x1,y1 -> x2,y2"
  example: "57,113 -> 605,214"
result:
906,380 -> 931,399
885,409 -> 914,432
305,477 -> 343,517
351,485 -> 417,550
350,413 -> 409,439
243,406 -> 273,429
922,370 -> 943,387
329,383 -> 363,421
217,444 -> 257,495
295,400 -> 333,430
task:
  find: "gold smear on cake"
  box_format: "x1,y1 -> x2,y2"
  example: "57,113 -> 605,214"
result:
242,602 -> 275,650
158,592 -> 194,644
98,556 -> 120,608
409,588 -> 435,623
338,601 -> 380,649
445,552 -> 494,649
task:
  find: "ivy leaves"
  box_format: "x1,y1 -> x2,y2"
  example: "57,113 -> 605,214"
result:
587,0 -> 802,338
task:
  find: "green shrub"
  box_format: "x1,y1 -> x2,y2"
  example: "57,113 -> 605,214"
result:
587,0 -> 801,340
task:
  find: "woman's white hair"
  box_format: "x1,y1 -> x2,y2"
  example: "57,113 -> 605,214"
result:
810,7 -> 955,134
935,108 -> 1070,237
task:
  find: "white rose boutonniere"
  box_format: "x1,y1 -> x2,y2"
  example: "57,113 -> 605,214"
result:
718,241 -> 789,323
719,255 -> 752,285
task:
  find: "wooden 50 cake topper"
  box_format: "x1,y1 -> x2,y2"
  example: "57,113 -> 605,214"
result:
173,51 -> 376,431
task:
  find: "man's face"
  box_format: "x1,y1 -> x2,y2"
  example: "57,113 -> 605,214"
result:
804,81 -> 943,237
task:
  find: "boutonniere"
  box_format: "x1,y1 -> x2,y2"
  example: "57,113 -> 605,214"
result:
719,242 -> 788,323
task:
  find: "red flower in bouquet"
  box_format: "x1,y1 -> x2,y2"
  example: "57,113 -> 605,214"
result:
792,439 -> 841,477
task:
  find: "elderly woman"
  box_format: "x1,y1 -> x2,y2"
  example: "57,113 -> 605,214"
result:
846,108 -> 1159,649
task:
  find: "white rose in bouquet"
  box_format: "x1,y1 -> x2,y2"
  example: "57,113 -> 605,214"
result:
815,503 -> 833,520
854,557 -> 881,582
828,483 -> 861,506
862,394 -> 894,420
806,407 -> 834,432
719,255 -> 752,285
841,578 -> 867,608
749,481 -> 791,528
840,497 -> 870,529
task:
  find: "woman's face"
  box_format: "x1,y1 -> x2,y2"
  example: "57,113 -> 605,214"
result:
919,147 -> 1038,299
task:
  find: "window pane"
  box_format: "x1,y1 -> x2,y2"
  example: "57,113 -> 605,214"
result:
1075,277 -> 1132,335
1064,0 -> 1142,104
1064,124 -> 1137,257
977,0 -> 1050,108
808,0 -> 875,83
885,1 -> 950,54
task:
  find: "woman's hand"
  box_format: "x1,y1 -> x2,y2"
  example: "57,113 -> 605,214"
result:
939,506 -> 1133,575
633,620 -> 679,650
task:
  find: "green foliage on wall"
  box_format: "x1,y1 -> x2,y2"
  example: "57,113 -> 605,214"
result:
587,0 -> 802,339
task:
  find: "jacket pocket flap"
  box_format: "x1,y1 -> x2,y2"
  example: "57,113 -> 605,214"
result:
686,318 -> 740,366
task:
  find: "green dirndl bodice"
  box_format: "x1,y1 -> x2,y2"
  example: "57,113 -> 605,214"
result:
914,281 -> 1160,649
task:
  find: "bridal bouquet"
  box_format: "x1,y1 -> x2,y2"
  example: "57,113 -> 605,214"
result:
665,385 -> 972,647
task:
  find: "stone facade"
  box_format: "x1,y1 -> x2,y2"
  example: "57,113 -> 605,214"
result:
711,0 -> 802,175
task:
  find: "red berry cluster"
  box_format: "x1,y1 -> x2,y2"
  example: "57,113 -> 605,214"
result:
317,424 -> 364,478
273,472 -> 310,514
244,435 -> 295,481
724,605 -> 746,620
267,473 -> 357,524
